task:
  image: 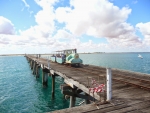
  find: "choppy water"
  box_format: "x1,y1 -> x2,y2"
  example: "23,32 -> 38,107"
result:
0,53 -> 150,113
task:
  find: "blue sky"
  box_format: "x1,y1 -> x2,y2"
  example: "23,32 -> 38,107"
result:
0,0 -> 150,54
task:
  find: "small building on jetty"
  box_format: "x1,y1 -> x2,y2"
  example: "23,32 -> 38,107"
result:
25,55 -> 150,113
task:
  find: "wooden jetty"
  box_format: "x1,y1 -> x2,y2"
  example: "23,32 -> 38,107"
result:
25,55 -> 150,113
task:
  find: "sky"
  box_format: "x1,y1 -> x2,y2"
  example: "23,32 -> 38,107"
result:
0,0 -> 150,54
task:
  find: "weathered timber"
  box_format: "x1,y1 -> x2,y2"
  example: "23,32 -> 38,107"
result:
84,92 -> 91,104
62,90 -> 96,101
26,55 -> 150,113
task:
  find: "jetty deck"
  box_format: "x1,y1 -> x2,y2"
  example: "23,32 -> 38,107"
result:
26,55 -> 150,113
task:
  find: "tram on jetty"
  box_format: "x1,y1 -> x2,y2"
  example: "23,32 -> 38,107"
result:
50,49 -> 82,67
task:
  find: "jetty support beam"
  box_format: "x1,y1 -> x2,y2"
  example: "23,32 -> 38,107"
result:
61,84 -> 95,107
62,90 -> 96,101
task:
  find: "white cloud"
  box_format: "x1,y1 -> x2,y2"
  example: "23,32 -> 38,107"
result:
21,0 -> 34,16
54,0 -> 147,51
136,22 -> 150,36
35,7 -> 55,26
20,0 -> 57,39
1,0 -> 150,54
19,25 -> 53,39
132,0 -> 138,4
55,0 -> 132,38
34,0 -> 58,9
136,22 -> 150,46
53,29 -> 75,39
0,16 -> 15,35
22,0 -> 30,8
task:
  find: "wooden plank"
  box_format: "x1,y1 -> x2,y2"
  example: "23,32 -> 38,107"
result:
141,107 -> 150,113
87,104 -> 129,113
106,106 -> 137,113
51,103 -> 112,113
127,110 -> 143,113
64,79 -> 74,88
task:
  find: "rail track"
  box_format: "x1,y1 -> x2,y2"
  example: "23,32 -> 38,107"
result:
63,64 -> 150,91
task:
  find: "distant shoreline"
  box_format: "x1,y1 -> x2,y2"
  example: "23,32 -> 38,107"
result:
0,52 -> 149,56
79,52 -> 150,54
0,54 -> 25,56
0,54 -> 52,56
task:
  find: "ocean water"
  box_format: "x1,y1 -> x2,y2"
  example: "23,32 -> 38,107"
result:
80,52 -> 150,74
0,56 -> 69,113
0,53 -> 150,113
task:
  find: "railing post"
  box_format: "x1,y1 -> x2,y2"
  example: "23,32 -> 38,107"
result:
106,68 -> 112,101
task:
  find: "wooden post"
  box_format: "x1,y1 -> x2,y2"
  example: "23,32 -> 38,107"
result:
42,68 -> 48,86
35,63 -> 37,75
42,71 -> 45,85
44,72 -> 48,86
69,89 -> 76,108
84,92 -> 90,104
36,66 -> 40,79
51,75 -> 55,98
31,60 -> 34,70
106,68 -> 112,101
32,61 -> 36,75
30,60 -> 32,68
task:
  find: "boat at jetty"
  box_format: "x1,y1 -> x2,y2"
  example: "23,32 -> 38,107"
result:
50,49 -> 82,66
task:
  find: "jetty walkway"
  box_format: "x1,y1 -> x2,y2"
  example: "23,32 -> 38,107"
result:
25,55 -> 150,113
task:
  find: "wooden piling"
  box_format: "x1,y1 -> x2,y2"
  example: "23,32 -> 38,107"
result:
51,75 -> 55,98
42,69 -> 48,86
69,89 -> 76,108
35,64 -> 38,76
36,65 -> 40,79
29,59 -> 32,68
31,60 -> 34,70
84,92 -> 90,104
32,61 -> 36,75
